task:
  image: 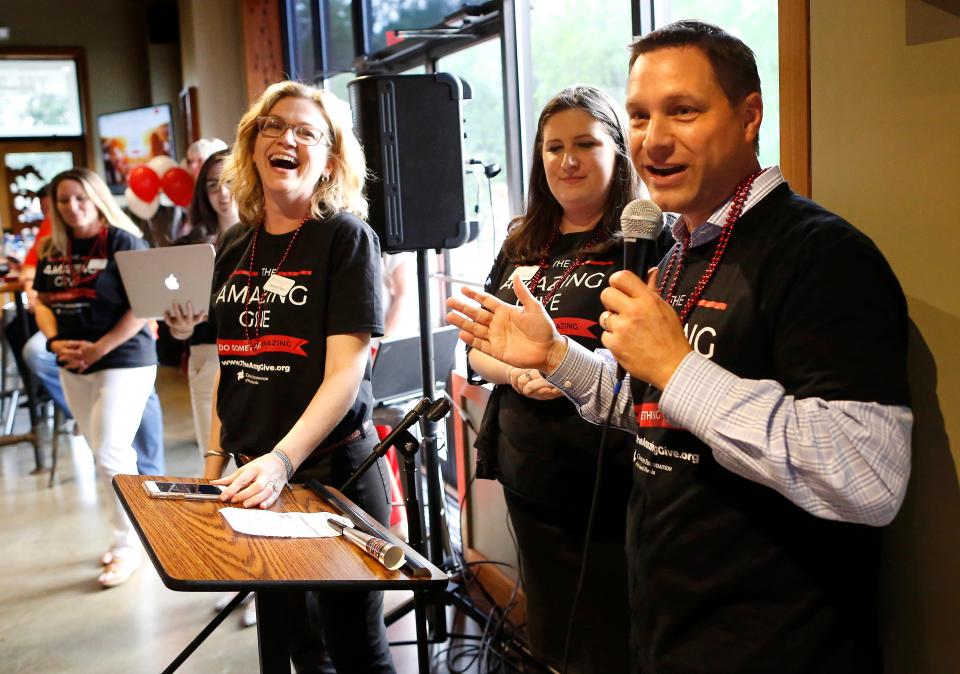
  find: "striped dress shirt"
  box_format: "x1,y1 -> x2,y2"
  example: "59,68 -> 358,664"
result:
546,166 -> 912,526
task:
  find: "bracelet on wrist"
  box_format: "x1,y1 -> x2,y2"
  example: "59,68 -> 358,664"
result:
271,448 -> 294,481
45,336 -> 61,353
204,450 -> 228,459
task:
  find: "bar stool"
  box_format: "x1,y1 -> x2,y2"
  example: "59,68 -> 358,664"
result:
0,282 -> 42,472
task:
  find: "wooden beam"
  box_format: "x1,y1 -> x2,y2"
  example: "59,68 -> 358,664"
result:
779,0 -> 812,196
242,0 -> 286,105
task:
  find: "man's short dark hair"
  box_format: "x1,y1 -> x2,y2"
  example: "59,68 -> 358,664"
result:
630,21 -> 763,154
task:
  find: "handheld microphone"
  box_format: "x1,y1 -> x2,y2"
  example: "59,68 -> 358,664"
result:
328,518 -> 406,571
615,200 -> 665,389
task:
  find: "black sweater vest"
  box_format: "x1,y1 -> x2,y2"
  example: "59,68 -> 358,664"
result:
627,184 -> 908,673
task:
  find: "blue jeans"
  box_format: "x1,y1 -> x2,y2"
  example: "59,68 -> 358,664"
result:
22,330 -> 165,475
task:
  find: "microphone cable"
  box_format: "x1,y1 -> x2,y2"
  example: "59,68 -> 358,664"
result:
560,379 -> 623,674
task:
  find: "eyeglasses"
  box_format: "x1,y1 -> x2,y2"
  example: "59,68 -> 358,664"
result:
255,115 -> 329,146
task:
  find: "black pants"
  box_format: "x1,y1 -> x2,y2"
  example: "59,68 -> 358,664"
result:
505,491 -> 631,674
289,433 -> 396,674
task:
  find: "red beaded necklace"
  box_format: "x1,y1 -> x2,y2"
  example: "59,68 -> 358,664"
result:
64,226 -> 109,288
243,217 -> 307,345
657,170 -> 762,324
525,227 -> 606,307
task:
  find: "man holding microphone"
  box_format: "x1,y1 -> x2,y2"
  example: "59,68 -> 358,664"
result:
448,20 -> 911,674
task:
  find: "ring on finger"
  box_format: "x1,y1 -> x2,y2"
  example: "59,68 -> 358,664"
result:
600,311 -> 611,331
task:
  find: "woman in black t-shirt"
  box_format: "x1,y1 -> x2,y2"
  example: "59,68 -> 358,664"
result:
165,149 -> 242,460
200,81 -> 393,672
469,86 -> 668,673
33,168 -> 158,589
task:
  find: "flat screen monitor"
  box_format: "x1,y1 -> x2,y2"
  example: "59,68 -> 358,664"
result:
97,104 -> 176,194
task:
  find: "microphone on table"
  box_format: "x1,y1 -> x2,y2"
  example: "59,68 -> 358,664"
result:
327,518 -> 406,571
614,200 -> 665,393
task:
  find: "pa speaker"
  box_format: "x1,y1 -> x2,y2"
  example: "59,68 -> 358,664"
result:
348,74 -> 479,252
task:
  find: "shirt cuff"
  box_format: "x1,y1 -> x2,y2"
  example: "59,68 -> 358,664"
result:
659,352 -> 739,436
545,337 -> 597,398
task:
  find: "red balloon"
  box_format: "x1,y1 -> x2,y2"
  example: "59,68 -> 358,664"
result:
161,167 -> 194,207
128,166 -> 160,202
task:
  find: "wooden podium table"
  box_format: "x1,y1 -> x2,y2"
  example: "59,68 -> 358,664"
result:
113,474 -> 447,673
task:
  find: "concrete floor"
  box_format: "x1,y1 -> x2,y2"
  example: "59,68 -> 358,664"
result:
0,365 -> 484,674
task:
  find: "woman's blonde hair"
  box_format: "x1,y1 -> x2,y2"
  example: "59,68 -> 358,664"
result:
42,168 -> 142,258
222,81 -> 368,225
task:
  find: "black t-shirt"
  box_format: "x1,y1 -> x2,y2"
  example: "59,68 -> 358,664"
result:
483,231 -> 637,538
34,227 -> 157,373
626,184 -> 909,673
211,213 -> 383,462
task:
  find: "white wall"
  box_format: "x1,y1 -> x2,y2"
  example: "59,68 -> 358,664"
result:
178,0 -> 248,145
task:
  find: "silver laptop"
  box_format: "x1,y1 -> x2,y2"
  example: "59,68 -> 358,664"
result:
116,243 -> 216,319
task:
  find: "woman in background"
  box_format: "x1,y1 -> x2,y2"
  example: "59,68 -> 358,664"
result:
185,137 -> 229,179
33,168 -> 157,588
468,85 -> 670,672
166,149 -> 241,460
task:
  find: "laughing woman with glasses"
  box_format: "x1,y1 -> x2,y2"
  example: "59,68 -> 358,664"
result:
199,81 -> 393,672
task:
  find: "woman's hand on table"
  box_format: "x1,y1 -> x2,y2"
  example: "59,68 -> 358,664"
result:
212,453 -> 288,509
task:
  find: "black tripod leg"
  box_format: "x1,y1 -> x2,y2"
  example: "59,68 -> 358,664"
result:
401,448 -> 425,557
161,591 -> 250,674
414,590 -> 430,674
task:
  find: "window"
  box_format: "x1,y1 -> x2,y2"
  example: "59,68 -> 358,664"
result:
0,52 -> 89,231
0,59 -> 84,138
438,39 -> 510,285
529,0 -> 635,115
650,0 -> 781,167
286,0 -> 318,81
5,151 -> 73,224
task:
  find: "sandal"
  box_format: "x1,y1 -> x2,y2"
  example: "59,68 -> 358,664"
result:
100,550 -> 114,566
98,550 -> 140,588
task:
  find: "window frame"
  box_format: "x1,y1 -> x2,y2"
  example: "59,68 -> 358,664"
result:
0,47 -> 91,145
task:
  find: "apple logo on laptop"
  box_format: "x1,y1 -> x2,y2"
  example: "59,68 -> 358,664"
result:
164,273 -> 180,291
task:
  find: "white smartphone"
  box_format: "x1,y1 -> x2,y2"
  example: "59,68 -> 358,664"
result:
143,480 -> 223,500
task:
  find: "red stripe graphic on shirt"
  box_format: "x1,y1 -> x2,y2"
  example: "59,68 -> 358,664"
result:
552,317 -> 597,338
230,269 -> 313,278
217,335 -> 309,357
696,299 -> 727,311
39,288 -> 98,302
635,402 -> 678,429
581,260 -> 614,266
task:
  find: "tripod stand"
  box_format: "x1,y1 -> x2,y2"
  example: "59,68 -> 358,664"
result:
343,251 -> 548,672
